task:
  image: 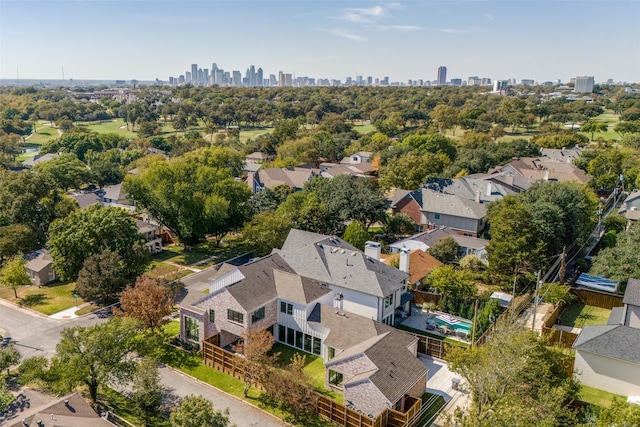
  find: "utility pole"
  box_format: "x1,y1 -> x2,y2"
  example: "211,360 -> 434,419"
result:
531,270 -> 542,332
471,298 -> 479,347
511,263 -> 518,320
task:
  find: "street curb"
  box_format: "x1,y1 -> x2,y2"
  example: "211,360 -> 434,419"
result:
0,297 -> 50,319
160,363 -> 292,426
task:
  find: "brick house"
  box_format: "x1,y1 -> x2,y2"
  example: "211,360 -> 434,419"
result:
178,229 -> 426,415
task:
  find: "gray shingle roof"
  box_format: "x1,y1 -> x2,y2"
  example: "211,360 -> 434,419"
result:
276,230 -> 407,298
418,188 -> 486,220
424,176 -> 514,204
181,262 -> 237,291
273,270 -> 331,305
573,325 -> 640,364
623,278 -> 640,306
392,227 -> 488,251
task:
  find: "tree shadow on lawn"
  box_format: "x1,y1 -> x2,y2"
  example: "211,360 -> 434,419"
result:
20,293 -> 48,307
156,343 -> 200,370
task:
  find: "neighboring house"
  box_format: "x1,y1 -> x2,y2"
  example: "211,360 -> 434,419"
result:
25,250 -> 58,286
244,151 -> 267,173
390,189 -> 487,237
488,157 -> 591,190
619,189 -> 640,226
320,162 -> 375,179
389,226 -> 489,263
423,176 -> 515,204
135,219 -> 163,254
7,391 -> 116,427
248,166 -> 320,193
341,151 -> 373,165
70,191 -> 100,209
178,231 -> 425,416
21,153 -> 59,168
98,183 -> 134,212
540,146 -> 585,163
381,248 -> 443,288
573,278 -> 640,397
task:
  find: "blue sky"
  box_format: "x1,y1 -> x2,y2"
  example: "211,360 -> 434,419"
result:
1,0 -> 639,83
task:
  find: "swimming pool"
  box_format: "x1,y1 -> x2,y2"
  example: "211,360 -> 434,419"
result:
433,317 -> 472,335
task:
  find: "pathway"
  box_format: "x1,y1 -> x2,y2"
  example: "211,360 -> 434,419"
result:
419,356 -> 469,427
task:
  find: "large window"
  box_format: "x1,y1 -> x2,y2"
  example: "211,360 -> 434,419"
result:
384,294 -> 394,308
280,301 -> 293,315
251,306 -> 265,324
227,309 -> 244,324
328,347 -> 335,360
277,325 -> 322,356
184,316 -> 199,341
329,370 -> 343,387
209,309 -> 215,323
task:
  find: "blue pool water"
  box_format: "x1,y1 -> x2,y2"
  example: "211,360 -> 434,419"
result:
434,318 -> 472,335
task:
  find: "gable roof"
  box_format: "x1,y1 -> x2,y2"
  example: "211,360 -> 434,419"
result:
25,250 -> 54,273
22,153 -> 59,167
276,229 -> 408,298
381,250 -> 443,284
489,157 -> 591,186
101,182 -> 127,201
391,226 -> 488,252
70,192 -> 100,209
424,176 -> 514,204
257,167 -> 319,190
619,190 -> 640,221
416,188 -> 486,220
573,325 -> 640,364
274,269 -> 331,305
623,278 -> 640,306
8,392 -> 115,427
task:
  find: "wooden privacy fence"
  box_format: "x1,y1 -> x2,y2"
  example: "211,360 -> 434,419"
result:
410,290 -> 441,306
414,335 -> 459,359
202,335 -> 422,427
570,288 -> 623,310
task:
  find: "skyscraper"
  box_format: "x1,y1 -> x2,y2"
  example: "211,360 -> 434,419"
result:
575,76 -> 594,93
437,66 -> 447,86
257,67 -> 263,87
191,64 -> 198,83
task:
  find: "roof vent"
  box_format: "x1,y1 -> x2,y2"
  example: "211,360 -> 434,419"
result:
351,252 -> 356,256
340,249 -> 346,254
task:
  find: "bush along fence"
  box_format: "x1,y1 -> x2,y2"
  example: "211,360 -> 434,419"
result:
202,335 -> 423,427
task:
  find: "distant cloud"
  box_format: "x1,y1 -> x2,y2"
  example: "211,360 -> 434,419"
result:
485,13 -> 495,21
374,25 -> 421,32
324,28 -> 368,42
337,4 -> 399,23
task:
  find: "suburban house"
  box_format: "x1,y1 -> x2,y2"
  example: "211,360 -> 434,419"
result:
24,250 -> 58,286
389,226 -> 489,264
487,156 -> 591,190
390,187 -> 487,237
244,151 -> 267,173
135,219 -> 163,254
423,176 -> 515,204
7,391 -> 116,427
21,153 -> 59,168
380,248 -> 443,288
320,162 -> 375,179
178,229 -> 426,416
98,183 -> 135,212
247,166 -> 320,193
540,146 -> 585,163
341,151 -> 373,165
572,278 -> 640,397
619,189 -> 640,226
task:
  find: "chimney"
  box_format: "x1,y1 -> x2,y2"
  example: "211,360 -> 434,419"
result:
399,248 -> 410,274
544,169 -> 550,181
475,190 -> 481,203
485,182 -> 492,197
364,241 -> 381,261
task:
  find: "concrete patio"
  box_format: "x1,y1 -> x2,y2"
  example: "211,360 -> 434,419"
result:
399,307 -> 471,344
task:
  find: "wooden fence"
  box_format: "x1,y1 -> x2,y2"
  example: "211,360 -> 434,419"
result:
202,335 -> 422,427
410,290 -> 441,306
414,335 -> 459,359
570,288 -> 623,310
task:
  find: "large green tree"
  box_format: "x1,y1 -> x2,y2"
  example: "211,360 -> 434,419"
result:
379,151 -> 451,190
34,153 -> 93,191
590,225 -> 640,286
125,148 -> 251,246
47,204 -> 148,280
131,358 -> 165,424
0,255 -> 31,298
241,210 -> 294,256
48,318 -> 142,402
170,395 -> 230,427
446,322 -> 579,427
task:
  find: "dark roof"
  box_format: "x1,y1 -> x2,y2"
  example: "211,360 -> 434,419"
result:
70,192 -> 100,209
623,278 -> 640,306
8,392 -> 115,427
573,325 -> 640,364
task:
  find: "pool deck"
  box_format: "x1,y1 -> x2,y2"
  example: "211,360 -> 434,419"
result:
400,308 -> 472,343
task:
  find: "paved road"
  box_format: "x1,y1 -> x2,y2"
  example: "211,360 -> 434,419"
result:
0,300 -> 284,426
159,366 -> 286,427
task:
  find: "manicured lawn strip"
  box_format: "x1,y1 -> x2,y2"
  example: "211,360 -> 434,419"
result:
559,303 -> 611,329
154,241 -> 248,266
102,386 -> 171,427
272,343 -> 343,403
78,119 -> 137,138
397,324 -> 470,348
163,320 -> 180,337
418,392 -> 447,426
353,124 -> 376,134
580,385 -> 624,408
0,281 -> 84,315
27,126 -> 59,145
240,127 -> 274,142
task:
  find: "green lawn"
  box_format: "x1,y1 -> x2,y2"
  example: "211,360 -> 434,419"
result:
417,392 -> 447,426
0,281 -> 84,315
578,111 -> 621,141
580,384 -> 624,408
240,127 -> 274,143
77,118 -> 137,138
272,343 -> 343,403
353,124 -> 376,134
154,240 -> 247,266
163,320 -> 180,337
559,303 -> 611,329
26,126 -> 59,145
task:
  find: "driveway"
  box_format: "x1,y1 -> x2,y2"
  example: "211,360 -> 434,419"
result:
419,355 -> 470,426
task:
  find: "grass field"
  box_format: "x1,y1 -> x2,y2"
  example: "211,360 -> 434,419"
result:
0,281 -> 83,315
240,126 -> 274,142
418,392 -> 447,426
578,111 -> 621,141
580,384 -> 624,408
273,343 -> 343,403
78,118 -> 138,138
26,126 -> 59,145
559,303 -> 611,329
353,124 -> 376,134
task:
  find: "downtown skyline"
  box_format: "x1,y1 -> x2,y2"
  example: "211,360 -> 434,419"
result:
1,1 -> 639,84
